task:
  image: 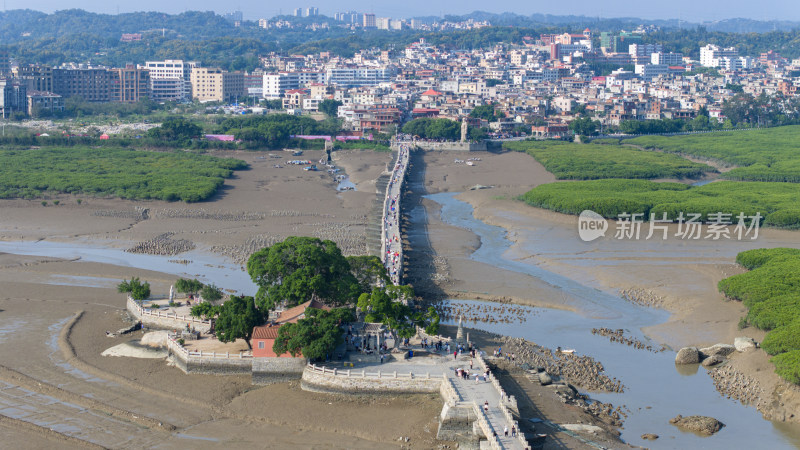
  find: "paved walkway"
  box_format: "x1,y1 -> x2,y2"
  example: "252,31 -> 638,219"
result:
327,349 -> 524,449
381,142 -> 410,285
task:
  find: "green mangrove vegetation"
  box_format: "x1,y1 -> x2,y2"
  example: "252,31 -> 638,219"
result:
627,125 -> 800,183
718,248 -> 800,383
0,147 -> 247,202
505,140 -> 712,180
520,179 -> 800,225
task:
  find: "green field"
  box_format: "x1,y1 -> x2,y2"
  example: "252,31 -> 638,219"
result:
519,179 -> 800,226
0,147 -> 247,202
718,248 -> 800,384
627,126 -> 800,182
504,140 -> 712,180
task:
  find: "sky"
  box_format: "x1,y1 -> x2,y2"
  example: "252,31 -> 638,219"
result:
4,0 -> 800,23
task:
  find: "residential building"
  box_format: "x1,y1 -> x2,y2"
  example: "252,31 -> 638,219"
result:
52,68 -> 112,102
13,65 -> 53,92
325,67 -> 394,87
27,90 -> 64,116
700,44 -> 738,67
110,64 -> 150,103
263,71 -> 325,99
363,13 -> 376,29
0,79 -> 27,117
651,52 -> 684,65
144,60 -> 198,102
190,68 -> 245,103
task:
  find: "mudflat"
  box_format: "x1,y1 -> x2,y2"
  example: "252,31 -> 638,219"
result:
0,148 -> 448,448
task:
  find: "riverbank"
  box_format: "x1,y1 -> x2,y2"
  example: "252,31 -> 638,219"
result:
407,149 -> 800,431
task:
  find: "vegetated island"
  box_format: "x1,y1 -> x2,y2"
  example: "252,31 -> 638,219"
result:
0,147 -> 247,202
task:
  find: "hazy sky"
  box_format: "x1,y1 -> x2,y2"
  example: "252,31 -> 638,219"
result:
5,0 -> 799,22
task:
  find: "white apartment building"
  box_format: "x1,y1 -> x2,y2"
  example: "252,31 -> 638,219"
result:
651,52 -> 684,65
325,67 -> 394,87
143,60 -> 198,102
262,72 -> 324,99
635,64 -> 670,80
700,44 -> 738,67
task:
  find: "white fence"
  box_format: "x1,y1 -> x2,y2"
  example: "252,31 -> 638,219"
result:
166,334 -> 253,360
306,363 -> 438,380
127,295 -> 211,331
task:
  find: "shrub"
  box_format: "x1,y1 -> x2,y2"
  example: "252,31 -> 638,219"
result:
761,319 -> 800,355
505,140 -> 712,180
118,277 -> 151,300
773,350 -> 800,384
746,295 -> 800,330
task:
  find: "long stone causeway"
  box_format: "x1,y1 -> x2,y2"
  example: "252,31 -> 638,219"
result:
366,141 -> 531,449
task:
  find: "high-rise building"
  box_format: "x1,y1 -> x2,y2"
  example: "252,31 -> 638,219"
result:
52,68 -> 112,102
144,60 -> 198,102
13,65 -> 53,92
325,67 -> 394,87
700,44 -> 738,68
305,7 -> 318,17
363,13 -> 376,29
110,64 -> 150,103
262,72 -> 324,99
0,79 -> 27,117
190,67 -> 245,103
651,52 -> 684,65
376,17 -> 391,30
293,8 -> 302,17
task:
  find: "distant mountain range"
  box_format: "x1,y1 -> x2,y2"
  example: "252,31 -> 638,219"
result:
0,8 -> 797,45
420,11 -> 800,33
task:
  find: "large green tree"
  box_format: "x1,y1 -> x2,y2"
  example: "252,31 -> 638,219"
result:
357,284 -> 439,347
318,99 -> 343,118
175,278 -> 204,296
200,283 -> 224,303
569,117 -> 599,136
147,117 -> 202,141
215,295 -> 264,348
272,307 -> 355,359
246,237 -> 360,312
346,255 -> 390,293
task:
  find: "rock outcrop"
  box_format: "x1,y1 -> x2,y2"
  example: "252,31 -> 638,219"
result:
675,347 -> 700,364
701,354 -> 725,367
734,337 -> 757,352
669,415 -> 724,435
700,344 -> 736,358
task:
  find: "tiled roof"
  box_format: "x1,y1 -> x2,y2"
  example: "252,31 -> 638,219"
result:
252,324 -> 281,339
276,299 -> 330,324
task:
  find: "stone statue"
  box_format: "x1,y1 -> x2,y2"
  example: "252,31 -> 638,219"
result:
456,314 -> 464,342
460,117 -> 468,143
169,285 -> 174,302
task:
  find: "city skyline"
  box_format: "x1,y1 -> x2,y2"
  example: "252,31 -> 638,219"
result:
3,1 -> 799,23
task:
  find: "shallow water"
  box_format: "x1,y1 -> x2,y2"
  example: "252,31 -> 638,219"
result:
428,192 -> 800,449
0,240 -> 257,295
